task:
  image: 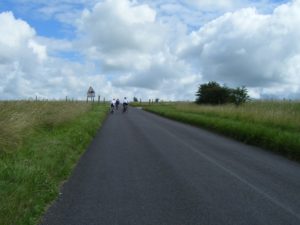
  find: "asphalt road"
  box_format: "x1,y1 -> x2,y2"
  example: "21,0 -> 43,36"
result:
41,107 -> 300,225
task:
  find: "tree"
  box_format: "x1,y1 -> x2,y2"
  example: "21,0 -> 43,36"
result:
195,81 -> 249,105
133,96 -> 138,102
196,81 -> 230,104
231,86 -> 249,106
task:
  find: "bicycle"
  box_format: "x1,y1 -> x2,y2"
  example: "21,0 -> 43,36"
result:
110,104 -> 115,114
122,103 -> 128,113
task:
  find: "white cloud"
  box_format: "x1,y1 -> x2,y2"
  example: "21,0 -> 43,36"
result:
1,0 -> 299,101
187,0 -> 236,10
76,0 -> 165,70
28,40 -> 47,62
113,51 -> 192,89
73,0 -> 199,100
0,11 -> 113,100
0,12 -> 35,48
0,11 -> 46,90
0,11 -> 49,71
180,0 -> 300,98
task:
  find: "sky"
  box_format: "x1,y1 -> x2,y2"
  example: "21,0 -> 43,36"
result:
1,0 -> 300,101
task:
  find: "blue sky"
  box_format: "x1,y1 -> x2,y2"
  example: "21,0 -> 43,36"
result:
0,0 -> 299,100
0,1 -> 79,38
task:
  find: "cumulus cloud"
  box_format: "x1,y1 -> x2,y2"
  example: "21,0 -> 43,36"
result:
180,0 -> 300,98
77,0 -> 164,70
187,0 -> 237,10
0,11 -> 48,98
74,0 -> 198,100
113,51 -> 193,89
1,0 -> 299,100
0,11 -> 113,100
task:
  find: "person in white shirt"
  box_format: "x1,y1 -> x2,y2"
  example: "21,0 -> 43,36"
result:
122,97 -> 128,112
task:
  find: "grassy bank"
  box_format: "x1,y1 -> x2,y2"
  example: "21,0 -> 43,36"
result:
0,101 -> 108,225
140,101 -> 300,161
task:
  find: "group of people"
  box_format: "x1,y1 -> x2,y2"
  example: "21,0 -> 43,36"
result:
110,97 -> 128,113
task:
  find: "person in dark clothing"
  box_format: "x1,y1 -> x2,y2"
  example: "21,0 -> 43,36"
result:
116,99 -> 120,110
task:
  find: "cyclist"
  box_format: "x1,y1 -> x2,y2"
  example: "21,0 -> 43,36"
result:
116,99 -> 120,110
110,98 -> 116,113
123,97 -> 128,113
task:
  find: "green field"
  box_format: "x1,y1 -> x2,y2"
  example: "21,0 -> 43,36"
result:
0,101 -> 108,225
138,101 -> 300,161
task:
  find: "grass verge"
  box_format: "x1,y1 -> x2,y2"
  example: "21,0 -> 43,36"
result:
140,102 -> 300,161
0,102 -> 108,225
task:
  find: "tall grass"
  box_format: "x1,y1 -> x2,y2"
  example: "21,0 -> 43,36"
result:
173,101 -> 300,132
0,101 -> 91,153
142,101 -> 300,161
0,101 -> 108,225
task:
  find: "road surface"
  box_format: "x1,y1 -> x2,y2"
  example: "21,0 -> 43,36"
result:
41,107 -> 300,225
